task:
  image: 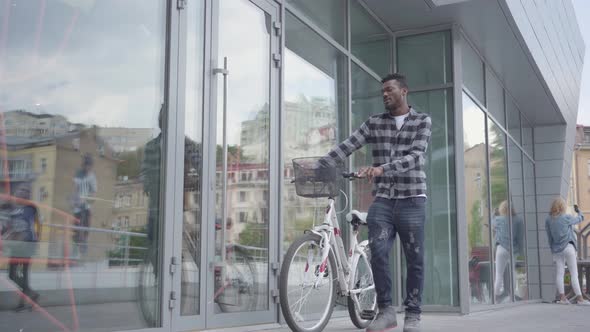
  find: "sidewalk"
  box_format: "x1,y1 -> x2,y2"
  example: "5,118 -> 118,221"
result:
2,301 -> 589,331
233,303 -> 590,332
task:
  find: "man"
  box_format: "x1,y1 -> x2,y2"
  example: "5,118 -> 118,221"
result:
323,73 -> 431,332
72,153 -> 97,257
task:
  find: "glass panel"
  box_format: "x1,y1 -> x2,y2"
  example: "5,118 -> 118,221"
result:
350,63 -> 398,303
0,1 -> 166,330
397,31 -> 452,88
284,11 -> 348,311
485,69 -> 505,127
463,93 -> 492,305
351,64 -> 381,213
214,0 -> 271,313
181,0 -> 205,316
488,121 -> 511,303
284,11 -> 347,248
286,0 -> 346,47
350,0 -> 390,75
407,89 -> 457,306
522,116 -> 533,157
507,142 -> 527,301
462,42 -> 485,104
523,157 -> 540,299
506,97 -> 521,145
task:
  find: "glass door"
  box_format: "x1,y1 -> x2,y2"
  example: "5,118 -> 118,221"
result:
172,0 -> 280,330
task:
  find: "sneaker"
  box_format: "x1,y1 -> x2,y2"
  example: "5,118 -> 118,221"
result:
555,299 -> 571,305
576,299 -> 590,306
366,306 -> 397,332
403,313 -> 421,332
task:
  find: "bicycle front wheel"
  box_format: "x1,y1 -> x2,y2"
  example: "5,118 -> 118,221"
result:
347,249 -> 376,329
279,233 -> 337,332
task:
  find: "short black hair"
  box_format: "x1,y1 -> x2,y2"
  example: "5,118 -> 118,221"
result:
381,73 -> 408,89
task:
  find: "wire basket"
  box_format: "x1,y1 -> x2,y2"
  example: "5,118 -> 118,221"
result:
292,157 -> 344,198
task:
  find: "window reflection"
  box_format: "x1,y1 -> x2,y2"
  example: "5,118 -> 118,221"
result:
283,12 -> 347,251
488,121 -> 511,303
507,142 -> 527,301
463,93 -> 492,305
0,1 -> 165,330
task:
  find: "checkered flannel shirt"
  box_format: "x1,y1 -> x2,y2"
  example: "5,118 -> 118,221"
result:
326,108 -> 432,199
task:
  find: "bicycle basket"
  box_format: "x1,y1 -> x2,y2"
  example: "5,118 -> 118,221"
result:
292,157 -> 344,198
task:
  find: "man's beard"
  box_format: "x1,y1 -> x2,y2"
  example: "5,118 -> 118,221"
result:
385,98 -> 401,111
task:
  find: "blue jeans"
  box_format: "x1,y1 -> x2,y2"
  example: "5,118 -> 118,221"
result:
367,197 -> 426,314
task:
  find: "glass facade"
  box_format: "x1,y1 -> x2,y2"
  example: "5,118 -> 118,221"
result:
463,93 -> 492,305
0,0 -> 546,331
462,42 -> 485,104
398,31 -> 458,306
507,141 -> 527,301
506,97 -> 522,145
407,89 -> 458,305
213,0 -> 272,314
0,1 -> 167,330
286,0 -> 346,47
181,0 -> 205,316
350,0 -> 390,75
462,33 -> 539,307
397,31 -> 453,88
485,69 -> 505,127
283,10 -> 347,250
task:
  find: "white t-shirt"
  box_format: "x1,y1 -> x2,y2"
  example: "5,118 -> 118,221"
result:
394,113 -> 409,130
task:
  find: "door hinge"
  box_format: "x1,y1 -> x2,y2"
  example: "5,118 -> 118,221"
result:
169,256 -> 178,275
273,53 -> 281,68
271,289 -> 279,303
177,0 -> 187,10
169,291 -> 177,309
273,21 -> 282,36
271,262 -> 280,275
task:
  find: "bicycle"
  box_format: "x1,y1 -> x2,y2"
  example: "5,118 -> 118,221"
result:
279,157 -> 377,332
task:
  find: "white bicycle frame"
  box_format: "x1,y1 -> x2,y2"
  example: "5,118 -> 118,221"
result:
308,197 -> 374,310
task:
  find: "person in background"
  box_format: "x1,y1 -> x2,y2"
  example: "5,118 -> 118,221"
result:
545,198 -> 590,305
71,153 -> 97,257
492,200 -> 524,302
1,183 -> 40,311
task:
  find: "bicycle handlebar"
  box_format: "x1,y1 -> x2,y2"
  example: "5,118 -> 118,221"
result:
341,172 -> 364,180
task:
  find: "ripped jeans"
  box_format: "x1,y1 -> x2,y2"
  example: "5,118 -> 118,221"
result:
367,197 -> 426,314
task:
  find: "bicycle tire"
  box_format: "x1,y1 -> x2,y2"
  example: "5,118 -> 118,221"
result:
279,233 -> 337,332
216,245 -> 258,313
347,251 -> 376,329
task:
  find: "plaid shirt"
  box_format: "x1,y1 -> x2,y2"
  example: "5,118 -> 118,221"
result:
326,108 -> 431,199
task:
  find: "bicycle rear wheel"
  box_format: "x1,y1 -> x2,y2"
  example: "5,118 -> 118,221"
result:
347,249 -> 376,329
138,249 -> 160,327
279,233 -> 337,332
215,245 -> 258,313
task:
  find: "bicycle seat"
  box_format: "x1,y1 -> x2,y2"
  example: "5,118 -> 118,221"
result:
346,210 -> 367,225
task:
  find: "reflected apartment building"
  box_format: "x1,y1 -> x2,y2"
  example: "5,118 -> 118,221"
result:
0,0 -> 585,331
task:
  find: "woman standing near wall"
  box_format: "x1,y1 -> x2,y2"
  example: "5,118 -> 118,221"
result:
545,198 -> 590,305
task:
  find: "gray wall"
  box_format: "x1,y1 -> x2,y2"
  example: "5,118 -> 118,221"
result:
504,0 -> 584,123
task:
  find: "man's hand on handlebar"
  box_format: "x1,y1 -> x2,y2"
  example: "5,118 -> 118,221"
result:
358,166 -> 384,182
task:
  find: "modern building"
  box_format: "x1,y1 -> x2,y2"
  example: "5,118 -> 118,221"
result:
0,0 -> 584,331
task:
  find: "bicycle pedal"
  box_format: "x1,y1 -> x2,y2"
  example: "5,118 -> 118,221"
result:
360,309 -> 376,320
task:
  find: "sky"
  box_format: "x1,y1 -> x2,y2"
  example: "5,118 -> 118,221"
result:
573,0 -> 590,125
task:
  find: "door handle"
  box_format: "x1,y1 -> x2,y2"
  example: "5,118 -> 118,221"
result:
214,57 -> 229,264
